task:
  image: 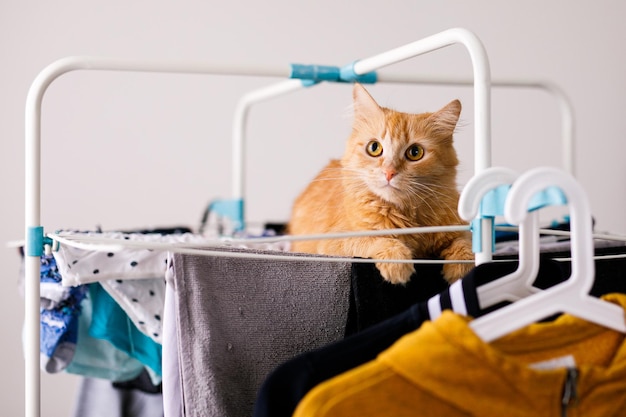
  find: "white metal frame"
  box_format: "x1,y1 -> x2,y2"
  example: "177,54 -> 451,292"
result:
24,28 -> 492,417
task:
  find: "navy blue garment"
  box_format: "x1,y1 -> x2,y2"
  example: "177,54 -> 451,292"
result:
345,261 -> 448,335
252,259 -> 566,417
555,244 -> 626,297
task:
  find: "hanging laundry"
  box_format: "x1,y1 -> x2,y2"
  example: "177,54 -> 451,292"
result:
253,259 -> 566,417
88,283 -> 162,377
37,254 -> 88,373
52,232 -> 172,286
294,293 -> 626,417
100,278 -> 165,344
345,261 -> 448,335
164,247 -> 352,417
65,291 -> 147,382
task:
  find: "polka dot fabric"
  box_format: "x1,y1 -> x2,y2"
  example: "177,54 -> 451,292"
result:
100,278 -> 166,343
52,232 -> 202,344
53,232 -> 174,286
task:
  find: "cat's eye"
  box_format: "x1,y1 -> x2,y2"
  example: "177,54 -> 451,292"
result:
366,140 -> 383,157
405,144 -> 425,161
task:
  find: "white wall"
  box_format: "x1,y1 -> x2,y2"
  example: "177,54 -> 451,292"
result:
2,1 -> 624,415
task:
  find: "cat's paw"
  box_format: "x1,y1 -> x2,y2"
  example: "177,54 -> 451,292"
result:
442,262 -> 474,283
373,242 -> 415,285
440,237 -> 475,283
376,261 -> 415,285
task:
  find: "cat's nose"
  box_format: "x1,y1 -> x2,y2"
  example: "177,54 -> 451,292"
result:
385,169 -> 397,182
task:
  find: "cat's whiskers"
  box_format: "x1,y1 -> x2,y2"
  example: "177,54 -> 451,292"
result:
404,187 -> 439,220
310,177 -> 352,183
307,167 -> 363,184
412,183 -> 458,218
403,181 -> 461,220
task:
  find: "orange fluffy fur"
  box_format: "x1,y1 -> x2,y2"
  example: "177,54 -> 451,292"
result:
287,84 -> 474,285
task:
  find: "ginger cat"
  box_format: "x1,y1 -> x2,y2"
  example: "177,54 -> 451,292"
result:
287,83 -> 474,285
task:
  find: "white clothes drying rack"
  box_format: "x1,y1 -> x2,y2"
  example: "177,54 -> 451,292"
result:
24,28 -> 519,417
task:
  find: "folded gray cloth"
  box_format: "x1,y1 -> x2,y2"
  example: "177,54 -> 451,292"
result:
167,248 -> 351,417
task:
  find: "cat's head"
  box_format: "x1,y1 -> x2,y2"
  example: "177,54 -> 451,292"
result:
341,83 -> 462,209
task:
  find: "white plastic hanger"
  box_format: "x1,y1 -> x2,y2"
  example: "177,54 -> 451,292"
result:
470,167 -> 626,342
458,167 -> 540,309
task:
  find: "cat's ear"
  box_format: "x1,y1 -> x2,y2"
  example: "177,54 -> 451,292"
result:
352,83 -> 384,121
427,99 -> 462,137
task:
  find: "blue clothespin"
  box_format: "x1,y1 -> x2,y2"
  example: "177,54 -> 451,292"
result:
203,198 -> 245,233
289,61 -> 377,87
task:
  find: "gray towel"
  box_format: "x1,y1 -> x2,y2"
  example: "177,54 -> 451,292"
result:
168,248 -> 351,417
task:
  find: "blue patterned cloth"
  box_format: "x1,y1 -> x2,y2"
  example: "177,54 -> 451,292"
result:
39,254 -> 88,373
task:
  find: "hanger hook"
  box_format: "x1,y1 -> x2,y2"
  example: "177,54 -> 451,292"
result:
458,167 -> 519,220
504,167 -> 594,291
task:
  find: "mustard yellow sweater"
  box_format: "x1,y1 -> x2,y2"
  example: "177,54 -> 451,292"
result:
294,294 -> 626,416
